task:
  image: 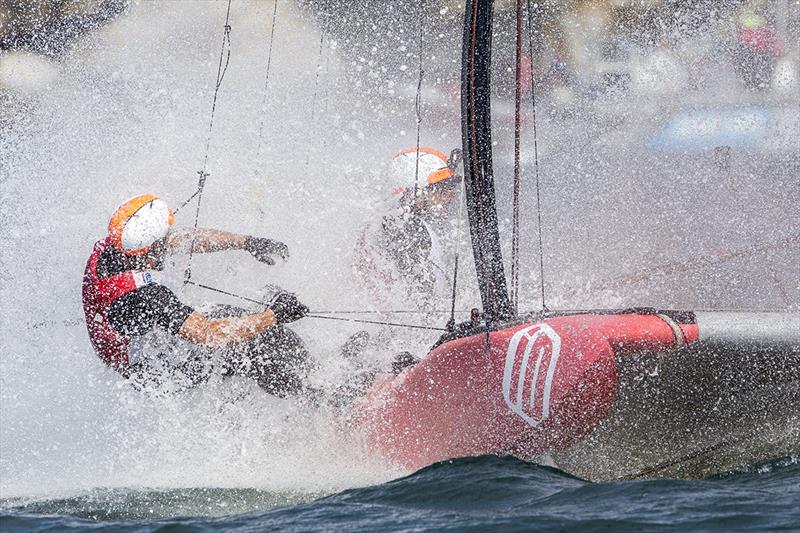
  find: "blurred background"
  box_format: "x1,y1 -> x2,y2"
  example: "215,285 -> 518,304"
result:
6,0 -> 797,308
1,0 -> 798,503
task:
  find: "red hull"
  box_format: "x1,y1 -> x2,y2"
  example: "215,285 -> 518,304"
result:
354,313 -> 698,470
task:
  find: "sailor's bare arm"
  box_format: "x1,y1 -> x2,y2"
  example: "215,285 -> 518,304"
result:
166,228 -> 246,254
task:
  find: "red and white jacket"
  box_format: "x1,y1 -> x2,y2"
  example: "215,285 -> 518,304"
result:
82,237 -> 156,370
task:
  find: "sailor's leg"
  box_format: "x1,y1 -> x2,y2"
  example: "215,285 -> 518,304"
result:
227,325 -> 315,398
202,304 -> 318,397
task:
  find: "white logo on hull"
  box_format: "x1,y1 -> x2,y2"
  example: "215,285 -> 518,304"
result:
502,324 -> 562,427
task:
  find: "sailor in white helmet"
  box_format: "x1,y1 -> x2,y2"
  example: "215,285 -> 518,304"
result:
82,194 -> 312,396
353,147 -> 464,318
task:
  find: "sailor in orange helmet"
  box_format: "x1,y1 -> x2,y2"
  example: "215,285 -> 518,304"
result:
82,194 -> 311,395
353,147 -> 464,318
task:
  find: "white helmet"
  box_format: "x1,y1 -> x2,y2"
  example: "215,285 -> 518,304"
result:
389,147 -> 457,195
108,194 -> 174,255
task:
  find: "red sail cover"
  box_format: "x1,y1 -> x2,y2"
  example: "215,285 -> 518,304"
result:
354,313 -> 699,469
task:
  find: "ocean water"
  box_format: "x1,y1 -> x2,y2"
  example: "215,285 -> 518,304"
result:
3,455 -> 799,532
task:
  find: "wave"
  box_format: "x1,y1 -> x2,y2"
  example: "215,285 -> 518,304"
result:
3,455 -> 799,532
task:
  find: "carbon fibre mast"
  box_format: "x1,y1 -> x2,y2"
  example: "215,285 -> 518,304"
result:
460,0 -> 513,325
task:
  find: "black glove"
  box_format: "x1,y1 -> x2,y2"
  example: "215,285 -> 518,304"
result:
244,236 -> 289,265
269,292 -> 309,324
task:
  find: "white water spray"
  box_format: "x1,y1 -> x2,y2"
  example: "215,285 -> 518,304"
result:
0,1 -> 417,500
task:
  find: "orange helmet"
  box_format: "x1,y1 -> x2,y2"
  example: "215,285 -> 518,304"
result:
108,194 -> 174,255
390,147 -> 457,195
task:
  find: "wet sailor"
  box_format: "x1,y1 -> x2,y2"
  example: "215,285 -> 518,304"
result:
82,194 -> 311,396
353,147 -> 463,316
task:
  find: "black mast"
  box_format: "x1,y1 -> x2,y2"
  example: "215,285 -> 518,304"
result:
461,0 -> 513,324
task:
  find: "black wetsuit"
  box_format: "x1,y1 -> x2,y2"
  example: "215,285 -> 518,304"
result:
97,246 -> 194,337
377,214 -> 438,309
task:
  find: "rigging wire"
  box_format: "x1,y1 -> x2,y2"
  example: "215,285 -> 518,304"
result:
306,314 -> 446,331
412,0 -> 426,199
510,0 -> 524,315
254,0 -> 279,160
448,149 -> 467,329
315,309 -> 468,315
525,0 -> 548,311
184,280 -> 445,331
182,0 -> 233,283
186,280 -> 264,306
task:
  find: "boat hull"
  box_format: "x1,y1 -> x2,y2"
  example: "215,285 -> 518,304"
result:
553,337 -> 800,480
353,311 -> 800,479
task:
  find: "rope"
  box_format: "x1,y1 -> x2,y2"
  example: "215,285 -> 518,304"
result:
186,280 -> 264,306
510,0 -> 524,315
315,309 -> 466,315
412,0 -> 426,199
183,0 -> 233,283
449,150 -> 467,329
185,280 -> 446,331
306,314 -> 447,331
526,0 -> 547,311
254,0 -> 279,160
